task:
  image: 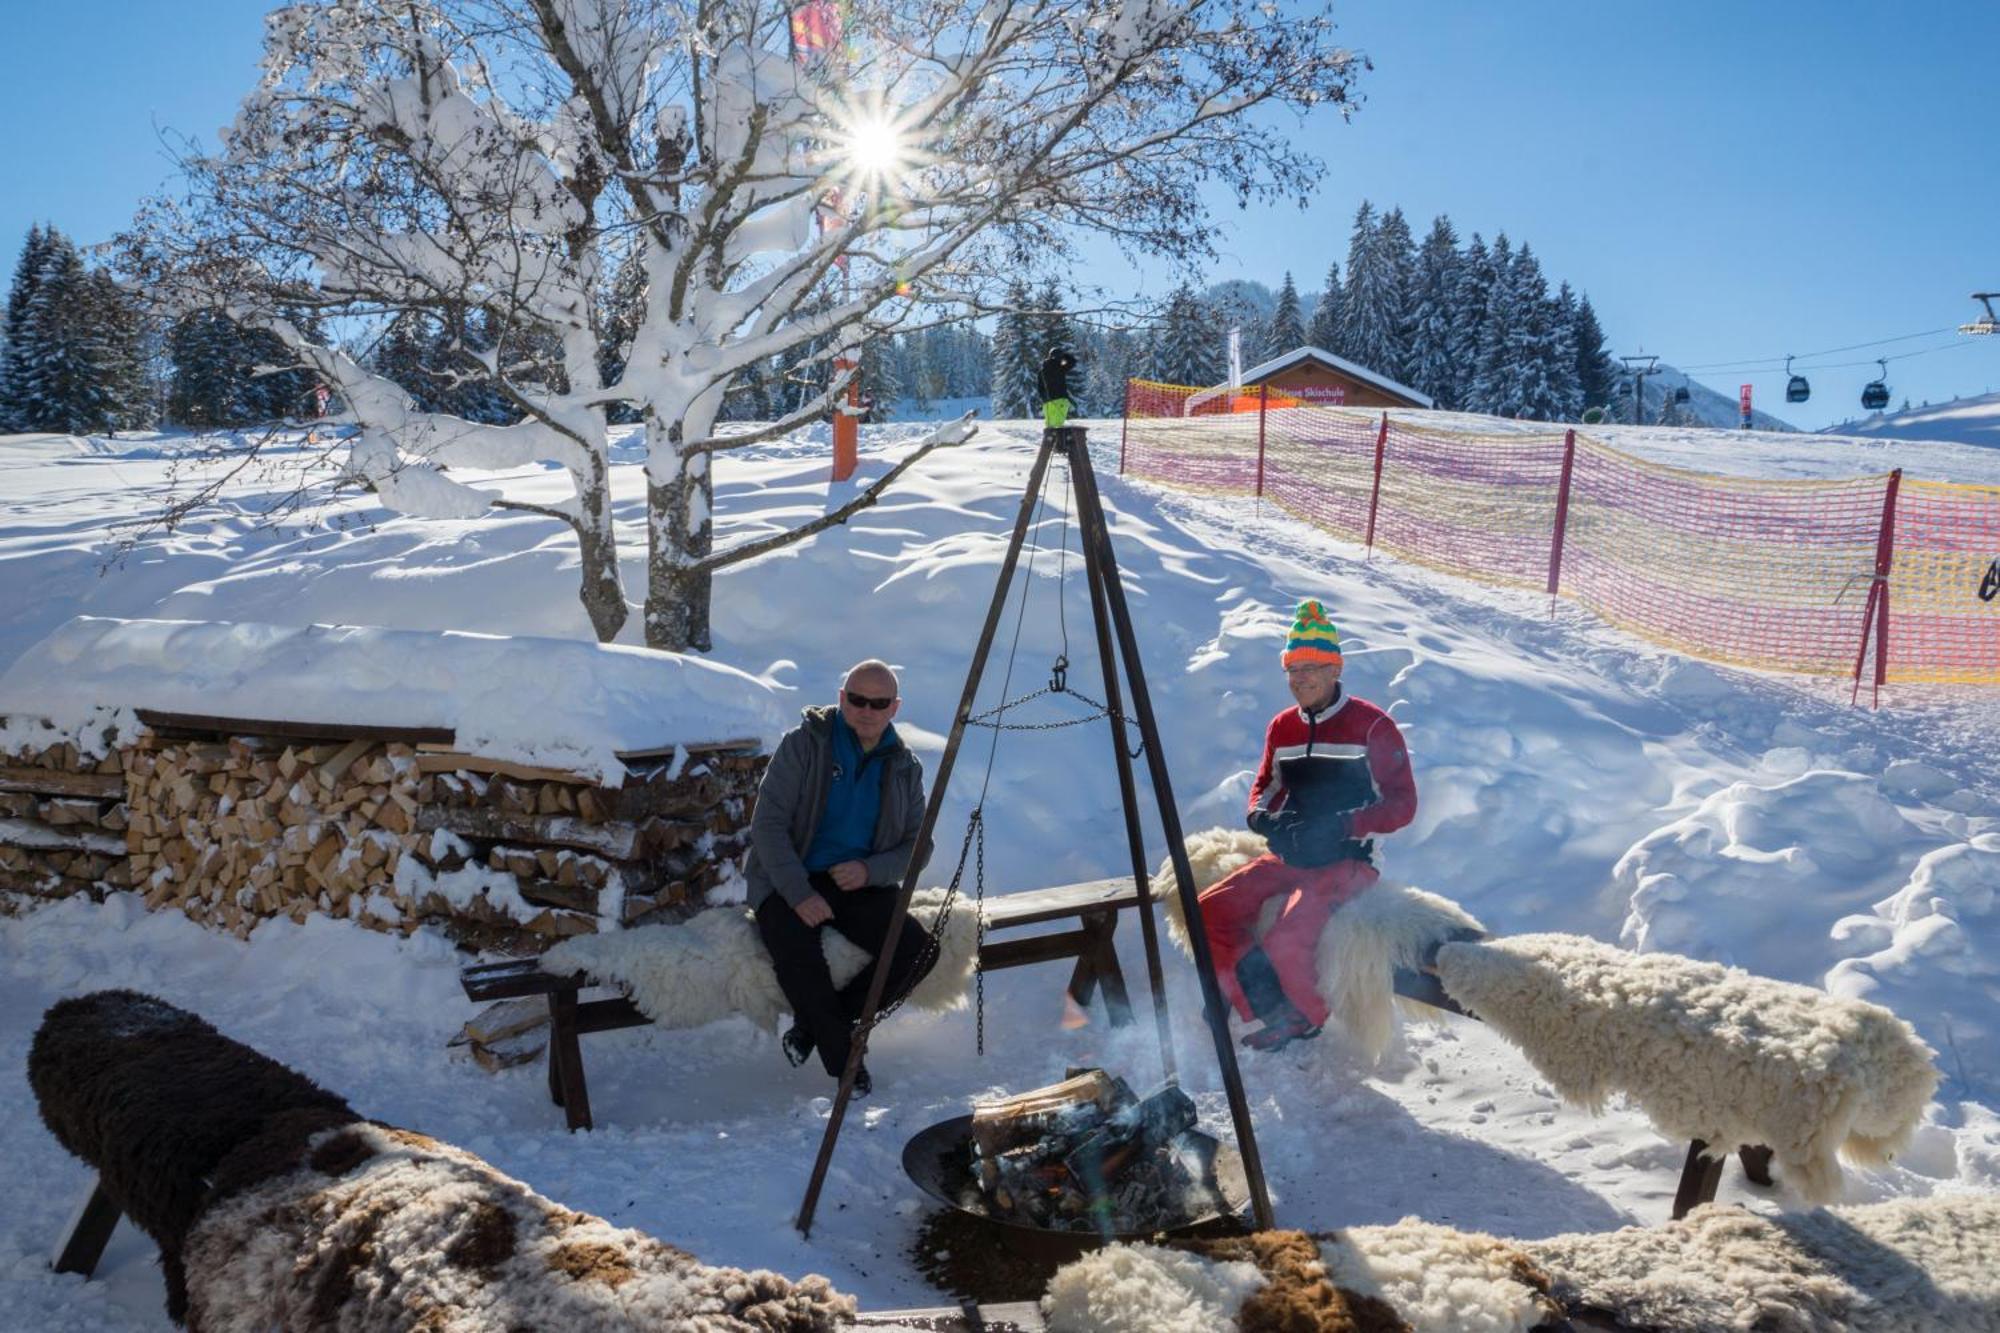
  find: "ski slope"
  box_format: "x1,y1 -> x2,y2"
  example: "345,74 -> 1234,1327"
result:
0,417 -> 1995,1328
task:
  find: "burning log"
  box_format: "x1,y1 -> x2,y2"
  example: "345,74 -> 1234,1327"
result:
965,1072 -> 1223,1234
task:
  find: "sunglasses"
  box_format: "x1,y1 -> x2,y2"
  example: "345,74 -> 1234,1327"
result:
844,690 -> 896,711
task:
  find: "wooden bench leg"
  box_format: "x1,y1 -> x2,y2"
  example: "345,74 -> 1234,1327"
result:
1671,1139 -> 1726,1220
52,1177 -> 121,1278
1739,1144 -> 1775,1187
1085,914 -> 1133,1027
549,990 -> 593,1132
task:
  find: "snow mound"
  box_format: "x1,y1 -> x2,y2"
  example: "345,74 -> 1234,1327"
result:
0,616 -> 785,783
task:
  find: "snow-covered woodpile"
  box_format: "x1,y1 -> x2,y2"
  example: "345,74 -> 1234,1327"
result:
31,990 -> 854,1332
0,741 -> 133,904
0,721 -> 765,953
1040,1198 -> 2000,1333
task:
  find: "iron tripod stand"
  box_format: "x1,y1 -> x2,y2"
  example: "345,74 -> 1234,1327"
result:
795,425 -> 1276,1237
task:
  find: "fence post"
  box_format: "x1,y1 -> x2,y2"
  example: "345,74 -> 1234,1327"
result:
1546,429 -> 1578,607
1850,468 -> 1902,708
1255,383 -> 1269,498
1364,411 -> 1389,552
1119,378 -> 1131,474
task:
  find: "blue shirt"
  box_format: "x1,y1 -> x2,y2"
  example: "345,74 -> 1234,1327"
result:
803,714 -> 902,872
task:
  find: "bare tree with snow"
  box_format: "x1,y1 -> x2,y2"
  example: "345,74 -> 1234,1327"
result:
125,0 -> 1362,651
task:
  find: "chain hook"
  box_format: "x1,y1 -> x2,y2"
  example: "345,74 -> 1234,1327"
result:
1049,654 -> 1069,693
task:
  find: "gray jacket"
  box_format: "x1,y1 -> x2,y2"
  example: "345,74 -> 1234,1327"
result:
743,706 -> 930,909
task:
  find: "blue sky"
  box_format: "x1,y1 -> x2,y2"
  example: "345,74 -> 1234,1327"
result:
3,1 -> 1996,431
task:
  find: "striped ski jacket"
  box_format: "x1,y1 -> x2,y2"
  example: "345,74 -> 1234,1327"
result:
1246,686 -> 1418,862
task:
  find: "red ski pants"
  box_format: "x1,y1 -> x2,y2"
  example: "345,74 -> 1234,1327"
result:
1197,854 -> 1378,1027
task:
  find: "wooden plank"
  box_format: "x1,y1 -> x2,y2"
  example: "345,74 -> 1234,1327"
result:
415,752 -> 596,785
980,878 -> 1138,929
135,709 -> 454,746
550,990 -> 593,1131
0,819 -> 127,857
0,765 -> 124,800
854,1303 -> 1046,1331
418,805 -> 643,859
461,960 -> 583,1003
571,996 -> 650,1035
978,927 -> 1097,972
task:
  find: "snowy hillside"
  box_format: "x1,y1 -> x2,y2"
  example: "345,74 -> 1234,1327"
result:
1,417 -> 1996,1328
1648,364 -> 1796,432
1823,390 -> 2000,451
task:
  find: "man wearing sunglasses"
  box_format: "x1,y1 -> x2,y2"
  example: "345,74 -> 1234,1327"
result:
745,659 -> 934,1097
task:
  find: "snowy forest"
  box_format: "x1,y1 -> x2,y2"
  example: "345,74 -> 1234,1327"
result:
1,200 -> 1623,436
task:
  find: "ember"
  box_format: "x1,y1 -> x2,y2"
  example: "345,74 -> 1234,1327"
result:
961,1068 -> 1226,1233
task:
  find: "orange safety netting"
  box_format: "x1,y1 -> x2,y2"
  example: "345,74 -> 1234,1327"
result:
1120,378 -> 2000,688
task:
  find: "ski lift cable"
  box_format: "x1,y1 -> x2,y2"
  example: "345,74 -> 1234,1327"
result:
1676,325 -> 1961,374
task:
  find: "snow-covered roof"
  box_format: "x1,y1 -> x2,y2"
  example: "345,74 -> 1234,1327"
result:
1232,345 -> 1435,409
0,617 -> 787,784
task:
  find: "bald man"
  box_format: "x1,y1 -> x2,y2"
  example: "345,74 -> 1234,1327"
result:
743,660 -> 934,1096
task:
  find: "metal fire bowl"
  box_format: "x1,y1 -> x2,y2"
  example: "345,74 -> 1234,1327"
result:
902,1113 -> 1250,1265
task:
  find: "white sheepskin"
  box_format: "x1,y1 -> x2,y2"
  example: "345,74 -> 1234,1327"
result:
543,889 -> 978,1033
1040,1241 -> 1265,1333
1155,828 -> 1486,1059
1320,1218 -> 1560,1333
1526,1192 -> 2000,1332
183,1121 -> 852,1332
1434,933 -> 1941,1204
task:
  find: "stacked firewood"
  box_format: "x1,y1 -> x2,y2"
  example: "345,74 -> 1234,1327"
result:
1,722 -> 765,950
412,741 -> 766,950
0,742 -> 131,902
122,734 -> 425,937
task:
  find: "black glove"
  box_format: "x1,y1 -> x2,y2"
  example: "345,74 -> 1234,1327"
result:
1247,808 -> 1300,840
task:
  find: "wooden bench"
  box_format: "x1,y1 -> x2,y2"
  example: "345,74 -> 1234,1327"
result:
460,878 -> 1147,1131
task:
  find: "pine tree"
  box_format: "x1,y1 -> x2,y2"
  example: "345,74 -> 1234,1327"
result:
1337,201 -> 1402,376
1307,259 -> 1342,351
0,224 -> 55,428
1085,326 -> 1142,417
1156,284 -> 1219,385
1468,234 -> 1520,417
1264,272 -> 1306,358
373,311 -> 443,411
1449,233 -> 1493,410
1404,215 -> 1461,409
858,332 -> 901,421
1506,245 -> 1563,421
1375,206 -> 1418,380
1545,283 -> 1584,422
989,280 -> 1040,418
1571,293 -> 1618,415
8,231 -> 118,433
83,271 -> 153,431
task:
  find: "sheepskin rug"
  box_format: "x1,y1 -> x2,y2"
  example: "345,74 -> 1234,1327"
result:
543,888 -> 979,1033
1041,1222 -> 1559,1333
1154,828 -> 1486,1059
1041,1195 -> 2000,1332
1433,933 -> 1940,1204
184,1119 -> 854,1333
1524,1192 -> 2000,1332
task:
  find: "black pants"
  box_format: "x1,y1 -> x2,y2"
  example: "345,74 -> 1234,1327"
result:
755,873 -> 937,1077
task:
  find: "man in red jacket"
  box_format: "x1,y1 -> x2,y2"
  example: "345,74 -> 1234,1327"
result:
1198,599 -> 1418,1051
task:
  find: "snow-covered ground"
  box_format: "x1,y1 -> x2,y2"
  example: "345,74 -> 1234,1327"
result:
1,416 -> 1996,1328
1824,388 -> 2000,452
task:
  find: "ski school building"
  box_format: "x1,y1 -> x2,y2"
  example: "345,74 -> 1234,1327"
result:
1180,346 -> 1434,414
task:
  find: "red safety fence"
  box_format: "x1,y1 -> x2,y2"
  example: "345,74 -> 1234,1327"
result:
1119,378 -> 2000,693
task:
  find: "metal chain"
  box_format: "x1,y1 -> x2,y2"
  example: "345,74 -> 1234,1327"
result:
974,816 -> 987,1056
966,684 -> 1145,755
856,807 -> 982,1034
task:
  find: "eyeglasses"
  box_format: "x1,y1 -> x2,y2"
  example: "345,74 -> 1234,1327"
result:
844,690 -> 896,711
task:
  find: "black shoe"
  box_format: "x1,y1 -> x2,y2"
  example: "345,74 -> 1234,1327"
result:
782,1025 -> 813,1068
850,1065 -> 872,1099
